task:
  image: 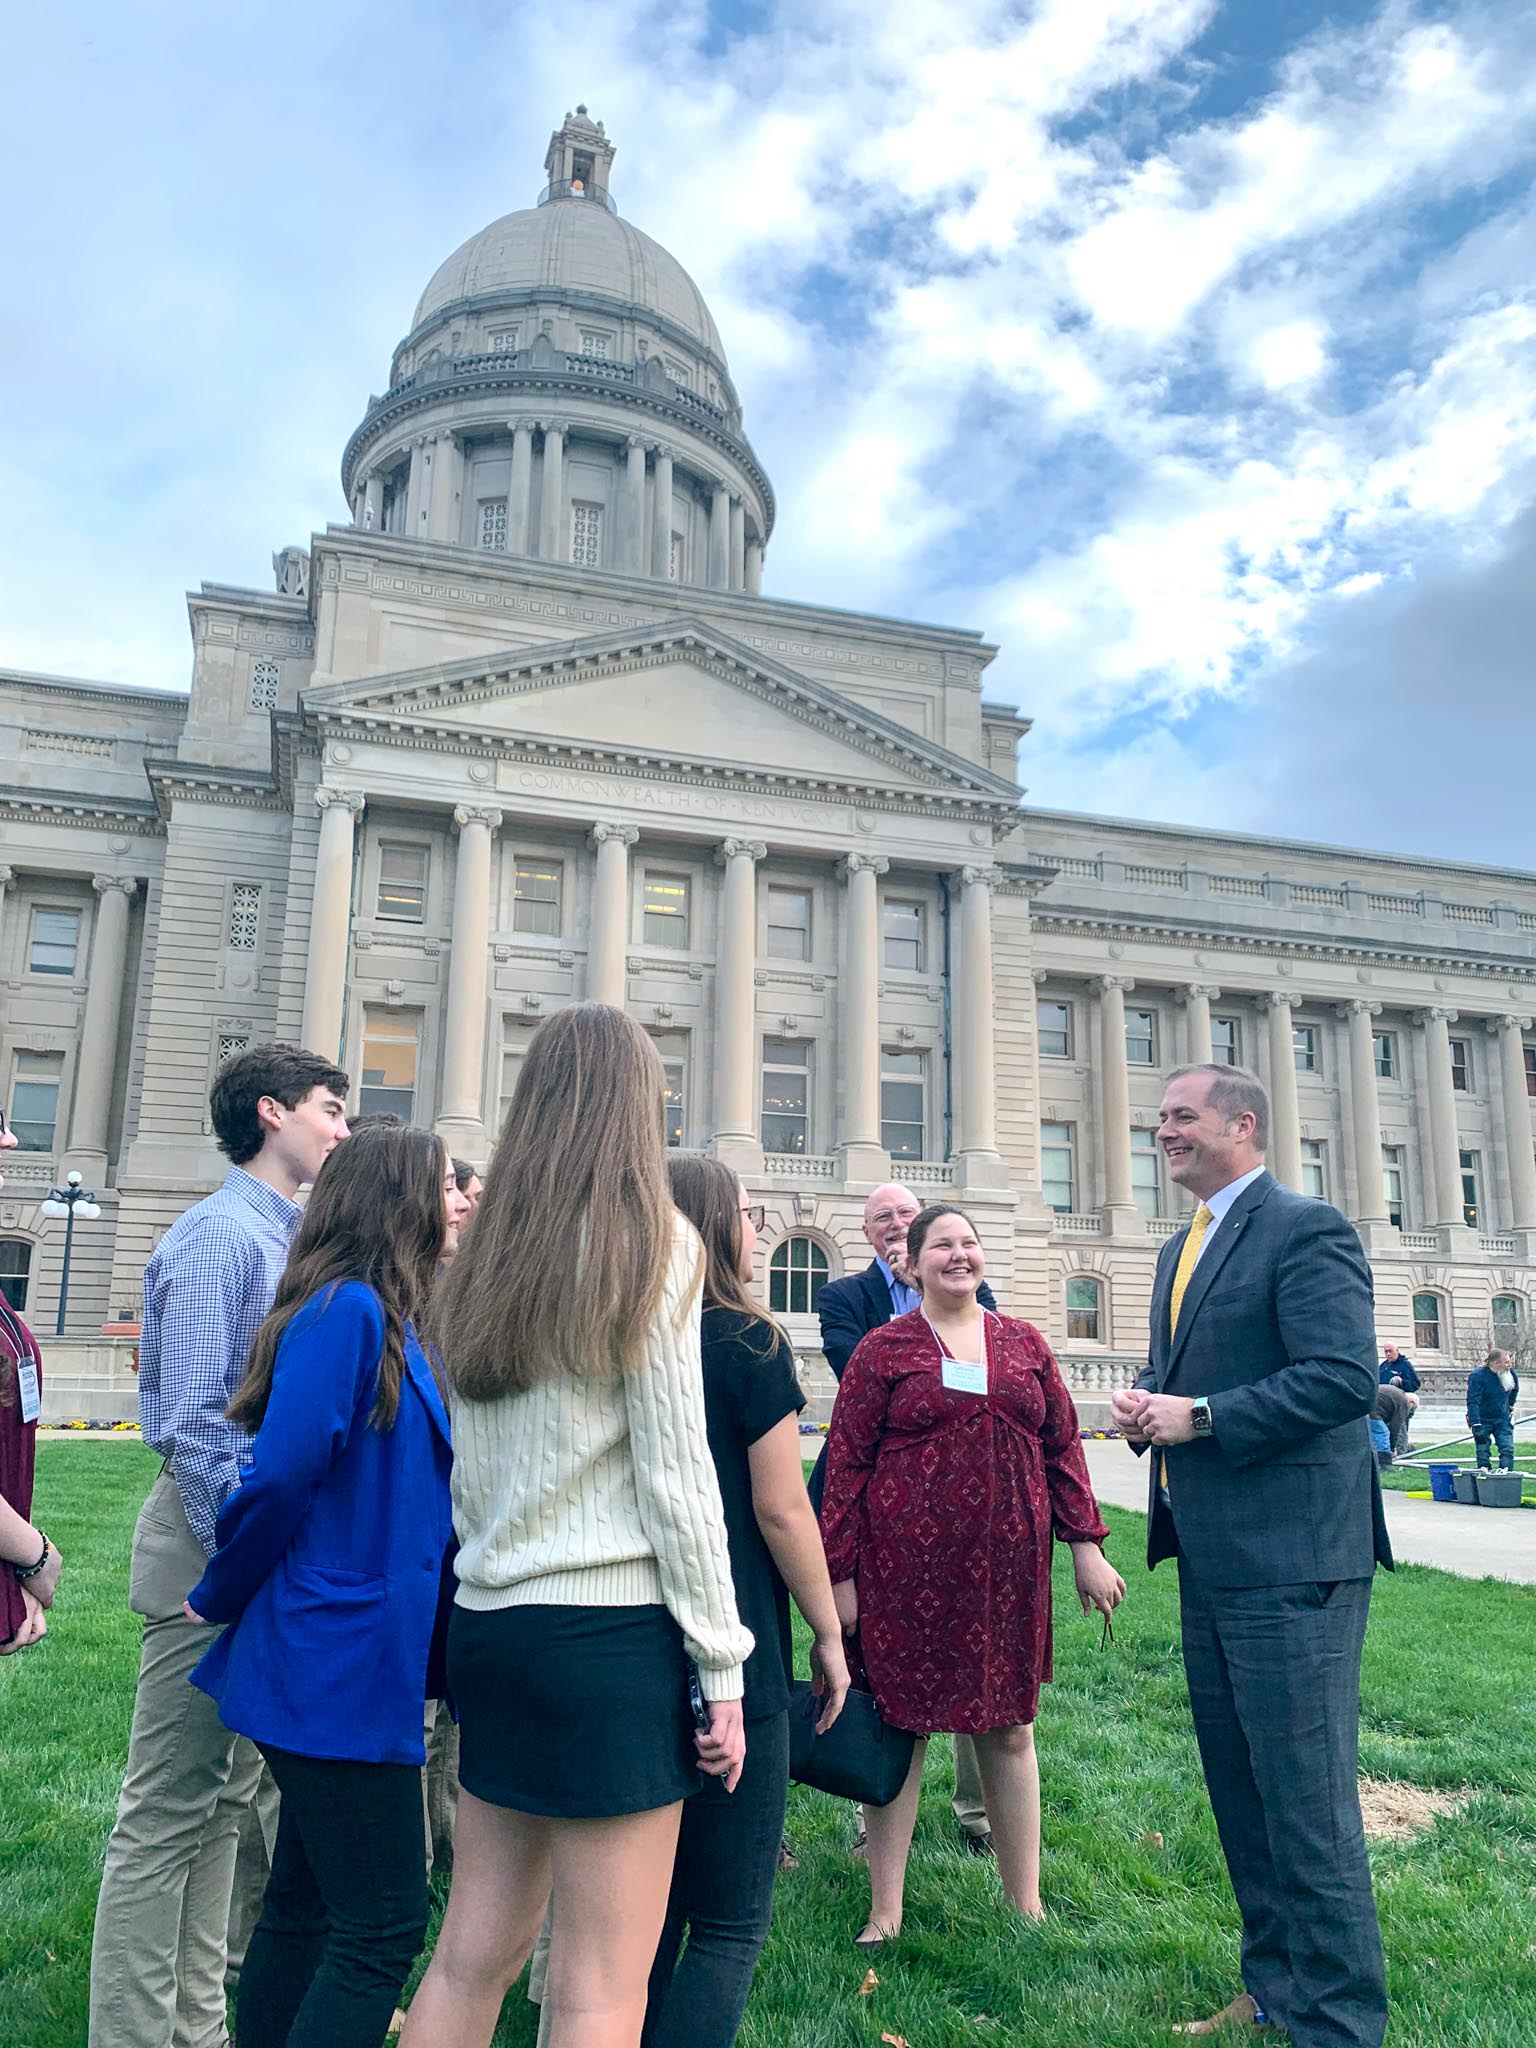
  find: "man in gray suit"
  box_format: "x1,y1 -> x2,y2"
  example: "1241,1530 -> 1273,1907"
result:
1111,1064 -> 1391,2048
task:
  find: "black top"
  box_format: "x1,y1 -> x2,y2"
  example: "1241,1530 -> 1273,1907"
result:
699,1304 -> 805,1722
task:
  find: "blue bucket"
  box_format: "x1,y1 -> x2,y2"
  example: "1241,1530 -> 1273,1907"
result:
1428,1463 -> 1458,1502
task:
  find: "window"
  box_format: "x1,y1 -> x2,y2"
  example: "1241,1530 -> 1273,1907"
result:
1037,1000 -> 1072,1060
578,330 -> 611,359
650,1032 -> 687,1147
1130,1128 -> 1162,1219
1459,1149 -> 1480,1229
480,499 -> 508,552
1373,1032 -> 1397,1081
1301,1138 -> 1326,1200
642,873 -> 690,949
1382,1145 -> 1404,1228
0,1241 -> 30,1313
1450,1037 -> 1472,1092
1492,1294 -> 1523,1350
881,1049 -> 926,1161
249,660 -> 279,711
571,500 -> 603,568
1525,1045 -> 1536,1099
28,907 -> 81,977
766,887 -> 811,962
1041,1121 -> 1075,1214
513,858 -> 562,937
1293,1023 -> 1318,1073
217,1033 -> 251,1067
376,844 -> 428,924
769,1235 -> 829,1316
499,1019 -> 538,1132
488,328 -> 519,354
882,899 -> 924,972
1412,1291 -> 1444,1351
9,1052 -> 63,1152
761,1039 -> 809,1154
668,531 -> 684,582
1211,1015 -> 1240,1067
1066,1276 -> 1102,1342
1125,1010 -> 1156,1066
227,883 -> 261,951
358,1008 -> 419,1122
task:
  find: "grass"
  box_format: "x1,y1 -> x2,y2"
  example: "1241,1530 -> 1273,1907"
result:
1381,1442 -> 1535,1505
5,1447 -> 1536,2048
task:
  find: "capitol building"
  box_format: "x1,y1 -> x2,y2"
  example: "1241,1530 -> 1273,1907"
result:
7,110 -> 1536,1418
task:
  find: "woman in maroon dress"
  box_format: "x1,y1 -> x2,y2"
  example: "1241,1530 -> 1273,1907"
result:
1,1117 -> 60,1653
820,1203 -> 1123,1942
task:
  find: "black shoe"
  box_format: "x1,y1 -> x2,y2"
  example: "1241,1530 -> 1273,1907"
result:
964,1829 -> 995,1858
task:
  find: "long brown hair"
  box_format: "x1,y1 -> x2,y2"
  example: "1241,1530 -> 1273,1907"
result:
228,1124 -> 448,1431
666,1155 -> 780,1355
435,1003 -> 687,1399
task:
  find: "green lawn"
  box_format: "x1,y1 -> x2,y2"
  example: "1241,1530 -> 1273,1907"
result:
1381,1443 -> 1535,1504
6,1446 -> 1536,2048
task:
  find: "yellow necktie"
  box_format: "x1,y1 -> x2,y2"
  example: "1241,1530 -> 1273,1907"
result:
1169,1204 -> 1215,1337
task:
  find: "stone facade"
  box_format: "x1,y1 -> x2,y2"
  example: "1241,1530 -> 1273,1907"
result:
4,112 -> 1533,1418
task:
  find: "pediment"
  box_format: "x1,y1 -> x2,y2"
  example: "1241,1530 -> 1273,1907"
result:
303,619 -> 1021,808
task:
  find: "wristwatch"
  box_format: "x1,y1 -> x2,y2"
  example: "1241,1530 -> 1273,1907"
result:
1190,1398 -> 1214,1439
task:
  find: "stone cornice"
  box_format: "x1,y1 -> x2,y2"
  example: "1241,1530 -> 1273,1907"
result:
0,667 -> 188,717
1029,906 -> 1536,982
0,786 -> 163,835
142,756 -> 286,819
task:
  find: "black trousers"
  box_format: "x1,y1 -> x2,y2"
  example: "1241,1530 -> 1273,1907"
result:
238,1744 -> 429,2048
1177,1570 -> 1387,2048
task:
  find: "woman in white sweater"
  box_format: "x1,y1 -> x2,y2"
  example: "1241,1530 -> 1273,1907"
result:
401,1004 -> 753,2048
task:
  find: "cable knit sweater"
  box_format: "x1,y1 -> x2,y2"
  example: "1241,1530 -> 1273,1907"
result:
450,1216 -> 753,1701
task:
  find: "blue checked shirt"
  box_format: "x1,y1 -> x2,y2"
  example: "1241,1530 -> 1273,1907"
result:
138,1167 -> 302,1555
875,1255 -> 921,1318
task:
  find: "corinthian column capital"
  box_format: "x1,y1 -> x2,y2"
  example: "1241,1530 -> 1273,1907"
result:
1489,1012 -> 1533,1036
315,786 -> 365,817
590,821 -> 639,850
839,853 -> 889,879
1337,999 -> 1382,1020
1265,989 -> 1302,1012
716,838 -> 766,866
92,874 -> 139,901
959,863 -> 1002,890
1414,1005 -> 1459,1026
1182,983 -> 1222,1002
453,805 -> 503,833
1094,974 -> 1134,994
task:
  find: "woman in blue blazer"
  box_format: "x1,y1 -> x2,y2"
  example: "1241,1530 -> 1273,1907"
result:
187,1123 -> 469,2048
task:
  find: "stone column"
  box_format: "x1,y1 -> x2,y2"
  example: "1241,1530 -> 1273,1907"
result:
708,484 -> 731,590
539,422 -> 566,561
1339,1000 -> 1388,1224
1265,992 -> 1304,1191
404,438 -> 427,536
426,433 -> 462,543
586,822 -> 638,1006
0,868 -> 13,955
650,446 -> 674,578
838,853 -> 889,1180
745,533 -> 764,595
710,839 -> 766,1171
1493,1015 -> 1536,1231
300,787 -> 365,1060
508,423 -> 534,553
362,474 -> 384,530
67,876 -> 139,1170
729,497 -> 746,591
1181,984 -> 1219,1064
1418,1007 -> 1465,1228
954,866 -> 1007,1188
1094,976 -> 1139,1229
624,436 -> 647,574
437,806 -> 502,1157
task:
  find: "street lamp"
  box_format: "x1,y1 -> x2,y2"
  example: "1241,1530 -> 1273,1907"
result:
38,1170 -> 102,1337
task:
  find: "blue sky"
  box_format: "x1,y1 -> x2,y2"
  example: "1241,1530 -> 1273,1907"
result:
2,0 -> 1534,864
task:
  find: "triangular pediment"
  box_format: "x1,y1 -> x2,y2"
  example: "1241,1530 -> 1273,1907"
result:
303,619 -> 1021,808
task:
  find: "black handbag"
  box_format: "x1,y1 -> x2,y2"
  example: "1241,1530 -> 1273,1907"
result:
786,1680 -> 915,1808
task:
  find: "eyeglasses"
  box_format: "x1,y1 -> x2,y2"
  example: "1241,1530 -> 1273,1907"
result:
868,1207 -> 919,1228
739,1203 -> 766,1232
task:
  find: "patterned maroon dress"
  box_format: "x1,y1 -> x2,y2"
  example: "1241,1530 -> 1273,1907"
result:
1,1299 -> 43,1649
820,1309 -> 1108,1735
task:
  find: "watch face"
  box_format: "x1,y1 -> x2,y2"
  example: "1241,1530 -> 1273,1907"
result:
1193,1403 -> 1212,1435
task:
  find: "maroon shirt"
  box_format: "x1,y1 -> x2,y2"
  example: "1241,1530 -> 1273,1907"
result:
1,1298 -> 42,1648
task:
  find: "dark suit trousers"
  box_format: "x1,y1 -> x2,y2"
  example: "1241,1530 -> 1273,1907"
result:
1177,1569 -> 1386,2048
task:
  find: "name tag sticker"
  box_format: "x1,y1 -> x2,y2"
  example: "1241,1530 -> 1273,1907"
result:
941,1357 -> 988,1397
17,1356 -> 41,1425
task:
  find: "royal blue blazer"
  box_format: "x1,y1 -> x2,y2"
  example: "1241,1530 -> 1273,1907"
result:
188,1280 -> 453,1766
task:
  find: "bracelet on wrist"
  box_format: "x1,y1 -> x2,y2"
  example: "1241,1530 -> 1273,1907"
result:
14,1534 -> 50,1582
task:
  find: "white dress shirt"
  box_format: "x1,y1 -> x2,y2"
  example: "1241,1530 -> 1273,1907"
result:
1186,1164 -> 1267,1272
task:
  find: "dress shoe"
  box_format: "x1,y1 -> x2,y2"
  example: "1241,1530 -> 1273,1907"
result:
964,1829 -> 995,1858
1173,1992 -> 1270,2034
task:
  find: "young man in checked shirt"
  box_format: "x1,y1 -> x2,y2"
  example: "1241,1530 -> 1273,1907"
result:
89,1045 -> 348,2048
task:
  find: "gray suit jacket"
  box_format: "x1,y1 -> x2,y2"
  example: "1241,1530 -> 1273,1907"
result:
1135,1170 -> 1393,1587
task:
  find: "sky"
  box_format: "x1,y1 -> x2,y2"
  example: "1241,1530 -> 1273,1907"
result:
3,0 -> 1534,866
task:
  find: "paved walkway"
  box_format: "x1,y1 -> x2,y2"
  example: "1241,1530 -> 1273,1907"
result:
1082,1441 -> 1536,1587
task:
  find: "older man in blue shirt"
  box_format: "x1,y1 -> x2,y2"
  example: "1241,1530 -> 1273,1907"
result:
89,1045 -> 348,2048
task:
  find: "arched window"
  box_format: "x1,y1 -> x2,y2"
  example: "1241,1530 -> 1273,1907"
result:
0,1239 -> 31,1313
1065,1275 -> 1103,1343
1412,1291 -> 1445,1352
769,1236 -> 829,1316
1492,1294 -> 1523,1350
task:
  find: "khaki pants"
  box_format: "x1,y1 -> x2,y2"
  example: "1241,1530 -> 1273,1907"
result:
88,1470 -> 274,2048
951,1733 -> 989,1839
421,1699 -> 460,1879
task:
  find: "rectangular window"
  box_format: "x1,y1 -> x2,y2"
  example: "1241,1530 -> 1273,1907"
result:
480,498 -> 508,552
881,1049 -> 926,1161
766,887 -> 811,962
227,882 -> 261,951
1041,1121 -> 1075,1214
1526,1045 -> 1536,1099
642,873 -> 690,949
571,500 -> 603,568
1373,1031 -> 1396,1080
376,844 -> 428,924
1125,1010 -> 1156,1066
1065,1276 -> 1102,1343
0,1240 -> 30,1314
1211,1015 -> 1239,1067
1412,1290 -> 1443,1351
1450,1037 -> 1471,1092
761,1038 -> 809,1154
578,330 -> 611,359
358,1008 -> 419,1122
487,328 -> 519,354
1301,1137 -> 1326,1200
1293,1023 -> 1318,1073
499,1019 -> 537,1131
650,1032 -> 687,1147
512,858 -> 562,937
668,531 -> 684,582
10,1051 -> 64,1152
1382,1145 -> 1404,1229
249,660 -> 280,711
1130,1128 -> 1162,1219
882,899 -> 924,973
217,1032 -> 251,1068
1037,1000 -> 1072,1060
28,907 -> 81,977
1459,1149 -> 1480,1229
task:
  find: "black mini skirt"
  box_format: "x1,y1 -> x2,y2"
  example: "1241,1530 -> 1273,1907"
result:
449,1602 -> 699,1818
